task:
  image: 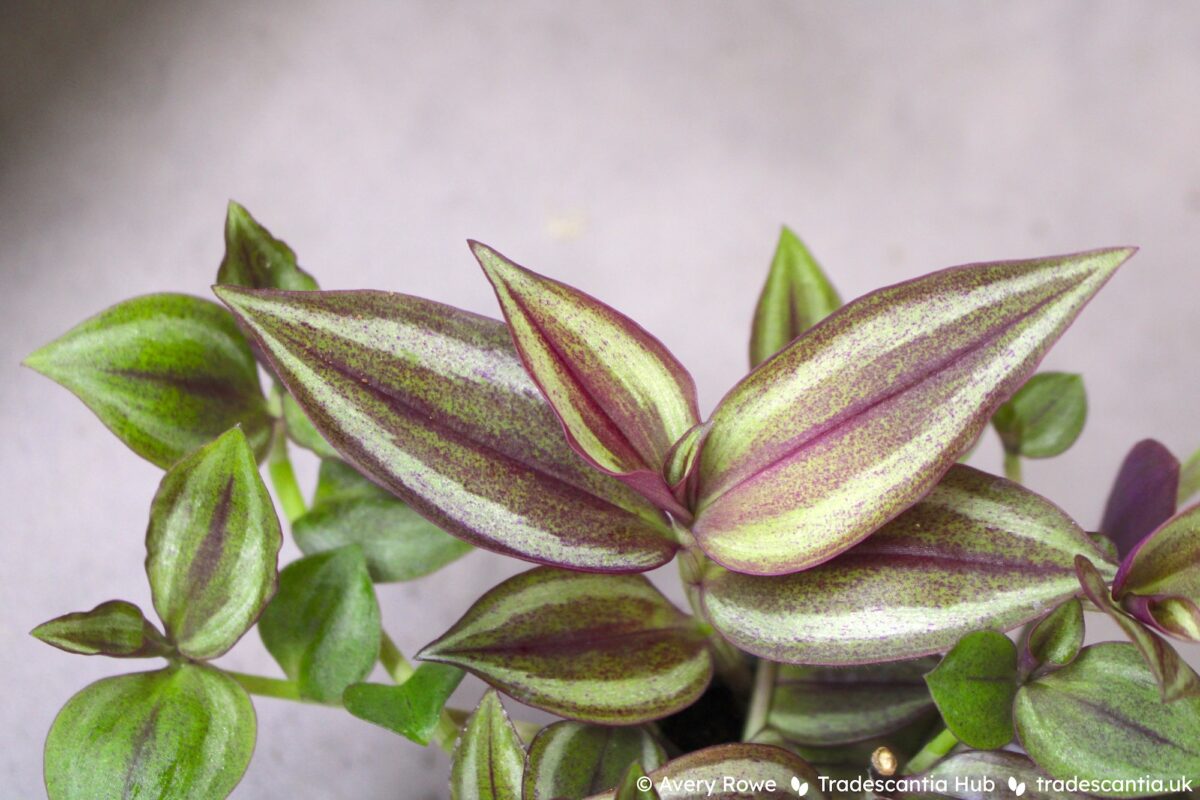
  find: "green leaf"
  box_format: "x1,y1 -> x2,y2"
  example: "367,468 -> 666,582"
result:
25,293 -> 271,469
473,242 -> 699,517
1114,503 -> 1200,641
282,392 -> 339,459
925,631 -> 1017,749
749,226 -> 841,368
992,372 -> 1087,458
614,762 -> 660,800
1014,643 -> 1200,795
146,427 -> 281,659
217,201 -> 318,291
258,546 -> 381,702
1179,447 -> 1200,505
523,721 -> 666,800
294,492 -> 472,583
701,465 -> 1111,664
44,664 -> 255,800
1075,556 -> 1200,701
584,744 -> 824,800
343,663 -> 464,745
1025,598 -> 1084,668
923,751 -> 1078,800
768,657 -> 937,745
693,247 -> 1132,575
311,457 -> 391,506
215,285 -> 676,573
419,567 -> 712,724
31,600 -> 170,658
451,690 -> 525,800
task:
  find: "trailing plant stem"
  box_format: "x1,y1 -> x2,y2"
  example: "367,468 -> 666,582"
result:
1003,450 -> 1023,484
268,426 -> 307,524
741,657 -> 778,741
903,727 -> 959,775
227,671 -> 333,705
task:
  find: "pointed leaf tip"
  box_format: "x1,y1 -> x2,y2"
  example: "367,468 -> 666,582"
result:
749,226 -> 841,368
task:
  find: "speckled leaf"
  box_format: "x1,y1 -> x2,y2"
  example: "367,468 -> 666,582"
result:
524,721 -> 666,800
992,372 -> 1087,458
217,201 -> 318,291
1179,447 -> 1200,505
146,427 -> 281,660
693,248 -> 1132,575
749,226 -> 841,368
451,690 -> 525,800
923,751 -> 1089,800
614,762 -> 660,800
25,293 -> 271,469
925,631 -> 1017,749
343,663 -> 465,745
1014,643 -> 1200,795
1025,598 -> 1084,669
282,392 -> 339,459
473,242 -> 699,517
44,664 -> 255,800
215,286 -> 676,573
701,465 -> 1112,664
1100,440 -> 1180,560
419,567 -> 712,724
31,600 -> 170,659
767,657 -> 937,745
258,546 -> 381,702
585,744 -> 824,800
1113,503 -> 1200,641
1076,556 -> 1200,701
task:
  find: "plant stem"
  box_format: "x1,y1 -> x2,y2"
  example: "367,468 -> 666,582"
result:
380,632 -> 415,683
1003,450 -> 1023,484
903,727 -> 958,775
228,671 -> 334,705
268,425 -> 307,524
741,657 -> 778,741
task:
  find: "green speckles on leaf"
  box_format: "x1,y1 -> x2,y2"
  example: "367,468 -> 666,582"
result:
218,201 -> 318,291
1113,503 -> 1200,642
145,428 -> 281,660
451,690 -> 525,800
25,293 -> 271,468
523,721 -> 666,800
925,631 -> 1017,749
749,226 -> 841,368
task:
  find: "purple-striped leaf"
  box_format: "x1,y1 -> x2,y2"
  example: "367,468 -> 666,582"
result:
218,201 -> 318,292
1100,439 -> 1180,560
418,567 -> 712,724
1113,503 -> 1200,642
523,721 -> 666,800
31,601 -> 171,659
1075,556 -> 1200,701
584,745 -> 823,800
701,465 -> 1112,664
450,690 -> 525,800
693,248 -> 1133,575
146,427 -> 282,660
473,242 -> 699,518
214,286 -> 676,573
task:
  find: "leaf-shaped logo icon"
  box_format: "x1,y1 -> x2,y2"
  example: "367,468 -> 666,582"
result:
791,776 -> 809,795
1008,777 -> 1026,796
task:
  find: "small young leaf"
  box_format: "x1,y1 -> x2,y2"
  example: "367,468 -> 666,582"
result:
282,392 -> 339,459
473,242 -> 700,517
217,201 -> 318,291
749,226 -> 841,368
311,458 -> 391,506
25,293 -> 271,468
991,372 -> 1087,458
1179,446 -> 1200,505
523,721 -> 666,800
343,663 -> 465,745
694,247 -> 1132,576
31,600 -> 170,658
294,494 -> 472,583
614,762 -> 660,800
258,546 -> 381,702
1113,503 -> 1200,641
1100,439 -> 1180,559
584,744 -> 823,800
701,465 -> 1111,664
146,427 -> 282,660
1076,555 -> 1200,701
419,567 -> 712,724
216,286 -> 677,573
1024,598 -> 1084,669
1014,643 -> 1200,787
451,690 -> 525,800
768,658 -> 937,745
925,631 -> 1017,749
44,664 -> 255,800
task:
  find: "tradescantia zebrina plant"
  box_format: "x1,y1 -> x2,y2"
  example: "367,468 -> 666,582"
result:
25,205 -> 1200,799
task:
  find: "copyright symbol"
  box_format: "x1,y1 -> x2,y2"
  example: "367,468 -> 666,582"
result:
636,776 -> 653,792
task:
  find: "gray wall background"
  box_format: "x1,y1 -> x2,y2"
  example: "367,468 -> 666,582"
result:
3,2 -> 1198,797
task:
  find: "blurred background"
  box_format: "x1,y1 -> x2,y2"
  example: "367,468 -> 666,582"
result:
3,1 -> 1198,796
